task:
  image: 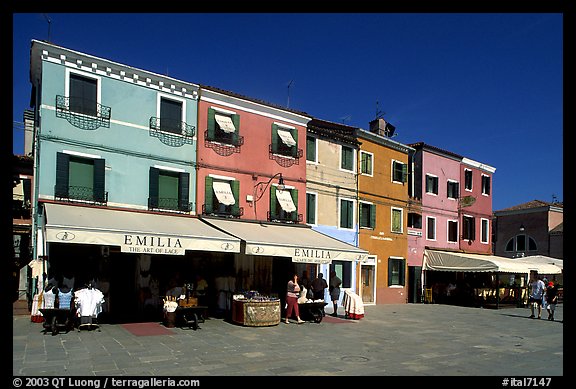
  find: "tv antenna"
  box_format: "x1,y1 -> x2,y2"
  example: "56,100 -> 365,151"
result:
375,100 -> 385,119
43,13 -> 52,43
286,80 -> 293,108
340,115 -> 351,124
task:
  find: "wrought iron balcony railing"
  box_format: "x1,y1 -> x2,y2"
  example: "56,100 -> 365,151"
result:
202,204 -> 243,218
55,95 -> 111,130
54,185 -> 108,206
269,144 -> 303,167
149,117 -> 195,147
267,210 -> 303,224
148,197 -> 193,214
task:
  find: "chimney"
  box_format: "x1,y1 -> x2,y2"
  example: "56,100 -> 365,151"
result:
369,118 -> 395,137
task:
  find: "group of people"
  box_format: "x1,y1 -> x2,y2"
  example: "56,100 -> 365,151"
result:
284,270 -> 342,324
529,273 -> 559,321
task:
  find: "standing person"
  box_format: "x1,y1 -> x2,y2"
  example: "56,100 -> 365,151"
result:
300,270 -> 312,299
311,273 -> 328,300
545,281 -> 558,321
285,274 -> 305,324
329,271 -> 342,317
528,273 -> 546,319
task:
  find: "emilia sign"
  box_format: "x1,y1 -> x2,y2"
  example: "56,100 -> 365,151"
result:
292,248 -> 333,264
121,234 -> 185,255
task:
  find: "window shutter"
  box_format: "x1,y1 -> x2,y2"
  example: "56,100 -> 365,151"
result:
387,260 -> 393,285
93,158 -> 106,203
291,129 -> 299,158
399,260 -> 405,286
204,176 -> 213,214
232,114 -> 240,145
55,152 -> 70,198
149,167 -> 159,208
471,217 -> 476,241
370,204 -> 376,229
179,172 -> 190,211
271,124 -> 279,153
231,180 -> 240,215
290,188 -> 298,221
270,186 -> 278,219
207,108 -> 216,140
402,163 -> 408,182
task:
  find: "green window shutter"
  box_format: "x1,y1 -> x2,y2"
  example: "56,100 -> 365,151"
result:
270,186 -> 278,219
290,189 -> 298,221
149,167 -> 159,208
387,259 -> 393,285
55,152 -> 70,198
402,164 -> 408,183
399,260 -> 406,286
232,114 -> 240,145
207,108 -> 216,140
204,176 -> 213,214
306,137 -> 316,162
291,129 -> 299,158
231,180 -> 240,215
93,158 -> 106,203
370,204 -> 376,229
271,124 -> 279,153
179,172 -> 190,211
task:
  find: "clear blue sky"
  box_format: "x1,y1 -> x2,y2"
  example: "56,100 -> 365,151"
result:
12,13 -> 563,211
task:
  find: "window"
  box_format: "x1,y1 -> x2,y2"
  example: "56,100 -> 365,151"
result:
388,257 -> 405,286
69,73 -> 98,116
339,198 -> 354,229
330,261 -> 352,289
391,207 -> 403,233
481,218 -> 489,243
271,124 -> 299,158
306,192 -> 317,225
392,160 -> 408,183
462,215 -> 475,240
447,180 -> 459,199
306,136 -> 317,162
516,234 -> 526,251
55,151 -> 106,203
270,186 -> 299,222
359,202 -> 376,229
360,151 -> 373,176
408,213 -> 422,229
149,167 -> 190,212
425,174 -> 438,195
207,108 -> 241,146
426,216 -> 436,240
448,220 -> 458,243
482,174 -> 491,195
464,169 -> 473,191
159,97 -> 183,134
505,235 -> 538,253
204,176 -> 241,217
341,145 -> 354,171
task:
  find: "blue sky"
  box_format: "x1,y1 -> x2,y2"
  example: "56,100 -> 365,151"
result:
12,13 -> 563,211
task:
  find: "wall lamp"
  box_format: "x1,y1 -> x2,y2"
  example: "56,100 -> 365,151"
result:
251,173 -> 285,219
519,224 -> 525,232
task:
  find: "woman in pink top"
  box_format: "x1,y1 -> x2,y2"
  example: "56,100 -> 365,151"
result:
285,274 -> 305,324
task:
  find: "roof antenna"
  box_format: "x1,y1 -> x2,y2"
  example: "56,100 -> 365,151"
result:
375,100 -> 385,120
43,13 -> 52,43
286,80 -> 293,108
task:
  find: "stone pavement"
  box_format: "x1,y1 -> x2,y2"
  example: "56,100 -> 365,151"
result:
12,303 -> 563,378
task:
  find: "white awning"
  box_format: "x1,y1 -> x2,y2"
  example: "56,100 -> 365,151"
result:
277,128 -> 296,147
276,189 -> 296,212
44,203 -> 240,255
423,249 -> 562,275
214,114 -> 236,133
201,218 -> 369,264
212,181 -> 236,206
515,255 -> 563,274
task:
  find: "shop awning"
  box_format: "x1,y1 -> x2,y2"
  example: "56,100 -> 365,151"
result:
423,249 -> 562,275
201,217 -> 369,264
44,203 -> 240,255
515,255 -> 563,274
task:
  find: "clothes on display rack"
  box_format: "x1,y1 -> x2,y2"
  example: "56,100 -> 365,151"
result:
74,286 -> 105,329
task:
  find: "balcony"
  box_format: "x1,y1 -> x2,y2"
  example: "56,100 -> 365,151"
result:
149,117 -> 195,147
204,129 -> 244,156
269,144 -> 303,167
54,185 -> 108,206
148,197 -> 193,214
268,210 -> 302,224
202,204 -> 244,218
55,95 -> 111,130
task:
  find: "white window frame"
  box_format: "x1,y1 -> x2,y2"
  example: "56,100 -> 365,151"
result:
426,216 -> 436,241
481,174 -> 491,196
447,219 -> 459,244
359,200 -> 375,229
360,151 -> 374,177
480,218 -> 490,244
339,145 -> 356,173
391,206 -> 403,234
338,197 -> 356,231
391,159 -> 406,184
306,191 -> 318,226
464,168 -> 473,192
157,92 -> 187,131
64,68 -> 103,117
447,179 -> 459,200
425,173 -> 439,196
